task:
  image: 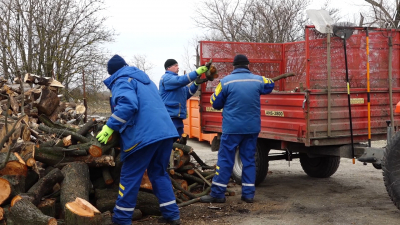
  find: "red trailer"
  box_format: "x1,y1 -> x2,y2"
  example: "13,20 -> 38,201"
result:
198,26 -> 400,208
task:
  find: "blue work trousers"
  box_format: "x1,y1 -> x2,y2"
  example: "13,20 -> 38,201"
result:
171,118 -> 184,138
112,138 -> 179,225
210,133 -> 258,199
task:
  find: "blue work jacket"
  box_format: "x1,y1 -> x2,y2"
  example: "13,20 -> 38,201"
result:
159,71 -> 199,119
210,68 -> 275,134
103,66 -> 178,161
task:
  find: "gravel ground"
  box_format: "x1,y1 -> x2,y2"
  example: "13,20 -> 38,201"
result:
137,139 -> 400,225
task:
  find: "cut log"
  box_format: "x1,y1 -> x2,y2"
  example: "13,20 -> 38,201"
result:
38,198 -> 56,218
64,197 -> 101,225
140,170 -> 152,191
0,177 -> 11,205
13,152 -> 25,165
26,158 -> 36,167
9,196 -> 57,225
63,135 -> 72,147
102,167 -> 113,185
174,179 -> 188,191
1,175 -> 25,204
24,73 -> 53,85
60,162 -> 90,215
76,118 -> 97,136
36,87 -> 60,116
23,168 -> 64,205
35,146 -> 115,167
0,153 -> 27,176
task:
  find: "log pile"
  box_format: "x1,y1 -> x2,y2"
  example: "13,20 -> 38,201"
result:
0,76 -> 226,224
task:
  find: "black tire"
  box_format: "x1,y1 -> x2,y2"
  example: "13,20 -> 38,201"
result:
299,153 -> 340,178
231,139 -> 269,186
382,131 -> 400,210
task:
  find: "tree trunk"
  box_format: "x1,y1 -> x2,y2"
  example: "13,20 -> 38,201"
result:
0,152 -> 28,176
60,162 -> 90,216
9,197 -> 57,225
0,175 -> 25,204
0,177 -> 11,205
102,167 -> 113,185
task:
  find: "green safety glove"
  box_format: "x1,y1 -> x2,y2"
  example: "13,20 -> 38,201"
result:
194,77 -> 208,86
196,66 -> 208,75
96,125 -> 114,144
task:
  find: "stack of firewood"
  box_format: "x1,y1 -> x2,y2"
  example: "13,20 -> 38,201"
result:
0,76 -> 224,225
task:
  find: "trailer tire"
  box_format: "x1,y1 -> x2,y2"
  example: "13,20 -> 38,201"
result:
382,131 -> 400,210
299,153 -> 340,178
231,139 -> 269,186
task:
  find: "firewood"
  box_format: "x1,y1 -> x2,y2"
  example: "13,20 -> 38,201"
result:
9,196 -> 57,225
174,179 -> 188,191
102,167 -> 113,185
20,124 -> 31,142
0,152 -> 28,176
140,170 -> 152,191
25,170 -> 39,192
64,197 -> 101,225
13,152 -> 25,165
24,74 -> 53,85
60,162 -> 90,216
0,177 -> 11,205
76,118 -> 97,136
36,87 -> 60,116
22,168 -> 64,205
38,198 -> 56,218
0,175 -> 26,205
63,135 -> 72,147
26,158 -> 36,167
35,145 -> 115,167
38,124 -> 89,143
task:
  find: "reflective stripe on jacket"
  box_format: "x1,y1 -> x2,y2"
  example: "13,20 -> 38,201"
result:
210,68 -> 275,134
103,66 -> 179,161
159,70 -> 199,119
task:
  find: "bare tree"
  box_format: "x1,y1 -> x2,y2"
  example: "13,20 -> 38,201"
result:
364,0 -> 400,28
0,0 -> 115,100
194,0 -> 310,43
130,54 -> 155,74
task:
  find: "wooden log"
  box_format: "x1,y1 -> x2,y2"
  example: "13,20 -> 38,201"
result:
25,169 -> 39,191
26,158 -> 36,167
76,118 -> 97,136
0,177 -> 11,205
20,124 -> 31,142
24,168 -> 64,205
110,153 -> 122,184
38,124 -> 89,143
38,198 -> 56,218
35,147 -> 115,167
0,175 -> 25,204
136,191 -> 161,216
174,179 -> 188,191
140,170 -> 152,191
0,153 -> 27,176
9,196 -> 57,225
102,167 -> 113,185
24,73 -> 53,85
36,87 -> 60,116
13,152 -> 25,165
60,162 -> 90,215
64,197 -> 101,225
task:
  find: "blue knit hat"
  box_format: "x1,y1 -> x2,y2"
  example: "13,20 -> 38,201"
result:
107,54 -> 128,75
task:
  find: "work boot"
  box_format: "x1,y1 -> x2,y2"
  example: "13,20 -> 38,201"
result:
200,195 -> 226,203
241,196 -> 254,203
158,217 -> 181,225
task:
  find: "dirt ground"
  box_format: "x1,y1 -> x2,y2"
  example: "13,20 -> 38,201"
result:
134,139 -> 400,225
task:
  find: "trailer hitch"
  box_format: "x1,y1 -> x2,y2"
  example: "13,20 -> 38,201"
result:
357,147 -> 384,165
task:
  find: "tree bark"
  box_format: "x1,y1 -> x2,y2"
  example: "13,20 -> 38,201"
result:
23,168 -> 64,205
60,162 -> 90,216
9,197 -> 57,225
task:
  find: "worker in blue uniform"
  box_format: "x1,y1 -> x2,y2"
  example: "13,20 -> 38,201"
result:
96,55 -> 181,225
159,59 -> 209,137
200,54 -> 275,204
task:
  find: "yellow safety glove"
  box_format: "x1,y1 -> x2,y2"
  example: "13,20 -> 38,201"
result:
196,66 -> 208,75
96,125 -> 114,144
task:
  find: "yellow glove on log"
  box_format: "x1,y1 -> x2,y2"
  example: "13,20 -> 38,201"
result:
96,125 -> 114,144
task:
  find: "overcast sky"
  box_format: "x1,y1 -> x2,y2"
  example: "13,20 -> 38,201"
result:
102,0 -> 370,85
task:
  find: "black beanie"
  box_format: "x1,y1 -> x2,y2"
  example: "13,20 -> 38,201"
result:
164,59 -> 178,70
232,54 -> 250,66
107,54 -> 128,75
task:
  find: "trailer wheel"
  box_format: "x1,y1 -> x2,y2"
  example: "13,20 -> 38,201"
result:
231,139 -> 269,186
382,131 -> 400,210
299,153 -> 340,178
